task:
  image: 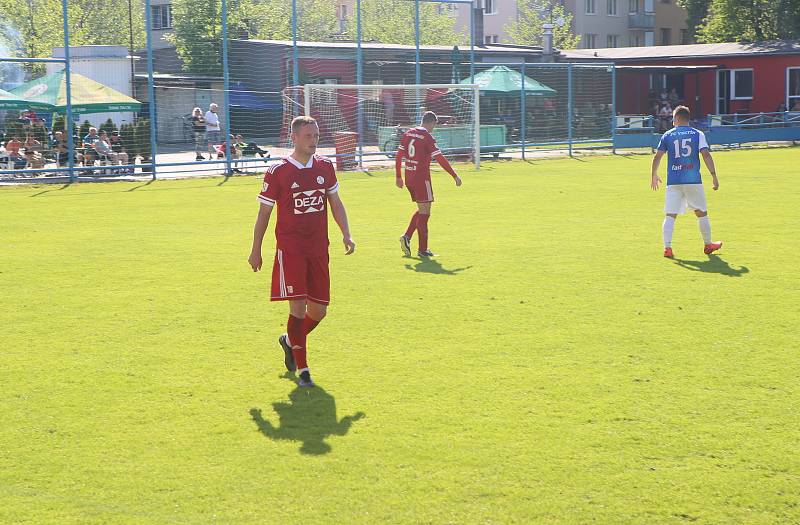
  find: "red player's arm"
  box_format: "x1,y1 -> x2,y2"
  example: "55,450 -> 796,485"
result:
434,153 -> 458,179
395,148 -> 405,180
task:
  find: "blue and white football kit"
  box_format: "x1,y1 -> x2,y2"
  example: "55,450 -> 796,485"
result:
657,126 -> 709,214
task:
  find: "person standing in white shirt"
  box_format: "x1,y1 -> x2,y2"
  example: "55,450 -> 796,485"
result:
205,103 -> 221,157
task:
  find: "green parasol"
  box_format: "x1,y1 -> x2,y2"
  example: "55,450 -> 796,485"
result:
460,65 -> 557,96
9,70 -> 141,114
0,87 -> 55,111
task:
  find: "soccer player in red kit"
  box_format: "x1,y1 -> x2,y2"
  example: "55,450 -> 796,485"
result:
395,111 -> 462,257
248,116 -> 356,387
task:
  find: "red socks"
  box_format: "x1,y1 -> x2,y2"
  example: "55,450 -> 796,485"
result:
287,314 -> 307,370
288,314 -> 323,372
302,315 -> 320,335
417,213 -> 430,252
404,212 -> 419,238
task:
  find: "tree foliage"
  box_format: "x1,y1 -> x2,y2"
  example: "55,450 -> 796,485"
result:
681,0 -> 800,42
351,0 -> 465,46
505,0 -> 581,50
0,0 -> 146,65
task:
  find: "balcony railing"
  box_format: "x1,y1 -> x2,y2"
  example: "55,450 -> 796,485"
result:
628,13 -> 655,28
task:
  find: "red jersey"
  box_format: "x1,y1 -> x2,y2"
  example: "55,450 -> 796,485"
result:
258,155 -> 340,257
398,126 -> 442,181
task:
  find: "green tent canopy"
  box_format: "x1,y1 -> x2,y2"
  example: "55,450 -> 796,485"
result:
460,65 -> 557,96
9,70 -> 141,114
0,88 -> 55,111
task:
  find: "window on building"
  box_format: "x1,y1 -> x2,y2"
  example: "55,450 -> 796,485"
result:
629,0 -> 638,13
484,35 -> 499,44
586,0 -> 596,14
731,69 -> 753,99
151,4 -> 172,30
680,29 -> 690,44
630,33 -> 642,46
660,28 -> 671,45
484,0 -> 497,14
583,33 -> 597,48
607,0 -> 618,15
788,68 -> 800,110
607,34 -> 619,47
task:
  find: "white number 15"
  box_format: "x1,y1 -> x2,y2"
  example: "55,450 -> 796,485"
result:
673,138 -> 692,158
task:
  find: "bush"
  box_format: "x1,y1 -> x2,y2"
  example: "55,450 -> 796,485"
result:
52,114 -> 66,134
79,120 -> 92,140
134,118 -> 151,161
99,118 -> 118,136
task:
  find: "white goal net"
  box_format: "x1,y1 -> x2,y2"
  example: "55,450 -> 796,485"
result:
281,84 -> 480,169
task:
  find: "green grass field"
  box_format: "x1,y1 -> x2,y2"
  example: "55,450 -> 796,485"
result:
2,148 -> 799,524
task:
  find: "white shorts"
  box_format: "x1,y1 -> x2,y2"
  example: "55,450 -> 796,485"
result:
665,184 -> 707,215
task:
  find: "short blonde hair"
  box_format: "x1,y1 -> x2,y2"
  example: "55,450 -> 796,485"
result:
291,116 -> 318,134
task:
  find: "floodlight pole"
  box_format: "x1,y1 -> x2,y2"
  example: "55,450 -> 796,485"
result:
521,63 -> 526,160
611,64 -> 617,154
292,0 -> 299,86
356,0 -> 364,169
61,0 -> 75,182
144,0 -> 158,179
221,0 -> 232,176
567,63 -> 573,157
414,0 -> 421,85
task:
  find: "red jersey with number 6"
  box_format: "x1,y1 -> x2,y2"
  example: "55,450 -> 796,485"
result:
398,126 -> 442,182
257,155 -> 339,257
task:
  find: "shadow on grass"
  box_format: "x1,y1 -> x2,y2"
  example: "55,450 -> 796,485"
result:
126,179 -> 155,192
673,254 -> 749,277
404,258 -> 472,275
250,375 -> 364,455
29,183 -> 72,197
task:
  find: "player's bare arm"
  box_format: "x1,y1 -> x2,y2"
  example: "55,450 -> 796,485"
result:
651,150 -> 665,190
701,149 -> 719,190
248,203 -> 273,271
434,154 -> 461,186
395,148 -> 405,189
328,191 -> 356,255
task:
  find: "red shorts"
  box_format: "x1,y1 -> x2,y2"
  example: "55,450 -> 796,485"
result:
271,249 -> 330,305
406,176 -> 434,203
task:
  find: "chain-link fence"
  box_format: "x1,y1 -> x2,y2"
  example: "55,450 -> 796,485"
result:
0,0 -> 617,183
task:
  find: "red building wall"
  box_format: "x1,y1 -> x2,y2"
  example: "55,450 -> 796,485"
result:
619,55 -> 800,116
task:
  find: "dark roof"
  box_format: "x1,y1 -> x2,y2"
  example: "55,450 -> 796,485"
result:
562,40 -> 800,61
236,39 -> 543,55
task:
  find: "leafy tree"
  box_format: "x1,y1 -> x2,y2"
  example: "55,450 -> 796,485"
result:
351,0 -> 465,46
0,0 -> 146,68
79,120 -> 92,139
99,118 -> 118,136
505,0 -> 581,49
690,0 -> 800,42
239,0 -> 339,41
676,0 -> 710,41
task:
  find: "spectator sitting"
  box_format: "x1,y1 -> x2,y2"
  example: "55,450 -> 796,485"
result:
216,134 -> 243,173
658,103 -> 673,132
235,134 -> 270,158
659,89 -> 668,103
23,133 -> 45,169
51,131 -> 82,165
2,136 -> 27,169
19,109 -> 41,127
94,131 -> 121,164
83,127 -> 101,164
668,88 -> 680,106
108,131 -> 130,171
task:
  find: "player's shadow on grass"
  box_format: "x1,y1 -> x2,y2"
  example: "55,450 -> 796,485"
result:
249,380 -> 364,455
673,254 -> 749,277
404,258 -> 471,275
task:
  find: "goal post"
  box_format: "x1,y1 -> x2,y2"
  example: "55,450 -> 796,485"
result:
295,83 -> 481,170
